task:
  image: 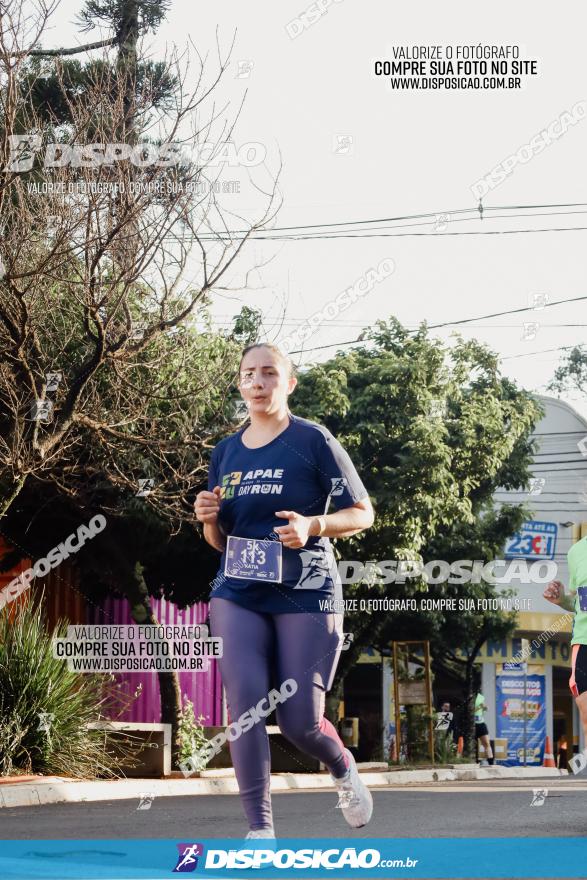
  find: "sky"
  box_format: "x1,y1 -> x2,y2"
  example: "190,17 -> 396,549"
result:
39,0 -> 587,419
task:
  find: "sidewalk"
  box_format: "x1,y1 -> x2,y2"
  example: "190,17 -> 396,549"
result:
0,763 -> 567,809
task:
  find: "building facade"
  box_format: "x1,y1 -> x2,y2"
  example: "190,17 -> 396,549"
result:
480,394 -> 587,765
349,394 -> 587,765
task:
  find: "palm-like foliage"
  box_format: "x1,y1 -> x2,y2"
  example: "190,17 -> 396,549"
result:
0,597 -> 138,777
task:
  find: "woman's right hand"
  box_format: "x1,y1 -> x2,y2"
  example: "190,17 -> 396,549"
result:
195,486 -> 221,524
543,579 -> 565,605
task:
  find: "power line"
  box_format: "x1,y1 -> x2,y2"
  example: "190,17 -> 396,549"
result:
191,223 -> 587,242
174,201 -> 587,240
193,201 -> 587,236
289,340 -> 577,358
501,345 -> 577,361
211,318 -> 587,329
426,294 -> 587,330
276,294 -> 587,356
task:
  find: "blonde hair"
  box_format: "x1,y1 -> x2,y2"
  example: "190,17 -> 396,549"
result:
239,343 -> 296,380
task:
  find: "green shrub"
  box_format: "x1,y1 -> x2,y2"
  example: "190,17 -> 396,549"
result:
0,598 -> 137,778
178,698 -> 210,771
434,730 -> 458,764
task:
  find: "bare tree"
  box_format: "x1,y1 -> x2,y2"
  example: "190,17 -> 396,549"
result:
0,1 -> 278,763
0,1 -> 280,518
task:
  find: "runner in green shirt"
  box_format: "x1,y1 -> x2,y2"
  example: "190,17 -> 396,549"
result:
474,692 -> 494,765
543,534 -> 587,748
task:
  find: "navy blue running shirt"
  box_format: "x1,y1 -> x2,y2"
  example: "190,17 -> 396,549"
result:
207,414 -> 369,613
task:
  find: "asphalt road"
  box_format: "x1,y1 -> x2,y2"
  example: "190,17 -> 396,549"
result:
1,777 -> 586,839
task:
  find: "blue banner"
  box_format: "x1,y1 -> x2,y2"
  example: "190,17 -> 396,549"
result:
0,838 -> 585,879
504,520 -> 557,560
496,670 -> 546,765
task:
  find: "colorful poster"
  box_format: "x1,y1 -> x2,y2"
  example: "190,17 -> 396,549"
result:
504,520 -> 558,560
495,667 -> 546,766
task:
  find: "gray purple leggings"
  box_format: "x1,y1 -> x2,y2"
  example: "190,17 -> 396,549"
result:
209,597 -> 349,830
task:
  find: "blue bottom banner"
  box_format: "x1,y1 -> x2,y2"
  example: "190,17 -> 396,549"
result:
0,838 -> 585,879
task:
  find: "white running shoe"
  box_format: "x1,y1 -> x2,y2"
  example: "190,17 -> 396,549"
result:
332,749 -> 373,828
244,829 -> 277,869
245,828 -> 276,839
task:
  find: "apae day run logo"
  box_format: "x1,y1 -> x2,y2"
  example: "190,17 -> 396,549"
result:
173,842 -> 204,872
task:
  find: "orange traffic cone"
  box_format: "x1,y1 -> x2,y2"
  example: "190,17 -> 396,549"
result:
457,736 -> 464,755
543,736 -> 556,768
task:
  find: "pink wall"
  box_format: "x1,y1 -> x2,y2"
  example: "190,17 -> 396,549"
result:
1,542 -> 223,726
87,596 -> 223,725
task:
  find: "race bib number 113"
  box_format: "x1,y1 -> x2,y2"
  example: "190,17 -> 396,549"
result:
224,536 -> 283,582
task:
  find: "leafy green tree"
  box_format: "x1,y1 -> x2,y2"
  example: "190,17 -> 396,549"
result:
293,319 -> 541,748
548,345 -> 587,397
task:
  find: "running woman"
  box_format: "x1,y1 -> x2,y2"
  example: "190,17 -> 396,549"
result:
543,532 -> 587,760
194,343 -> 375,838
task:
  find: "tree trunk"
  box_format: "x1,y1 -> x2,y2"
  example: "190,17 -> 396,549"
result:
127,561 -> 182,767
109,0 -> 140,269
0,474 -> 26,519
117,0 -> 139,136
462,660 -> 476,759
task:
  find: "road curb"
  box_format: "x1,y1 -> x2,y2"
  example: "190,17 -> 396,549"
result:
0,764 -> 568,809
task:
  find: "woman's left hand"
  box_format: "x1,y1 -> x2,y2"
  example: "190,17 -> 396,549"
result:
274,511 -> 312,548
